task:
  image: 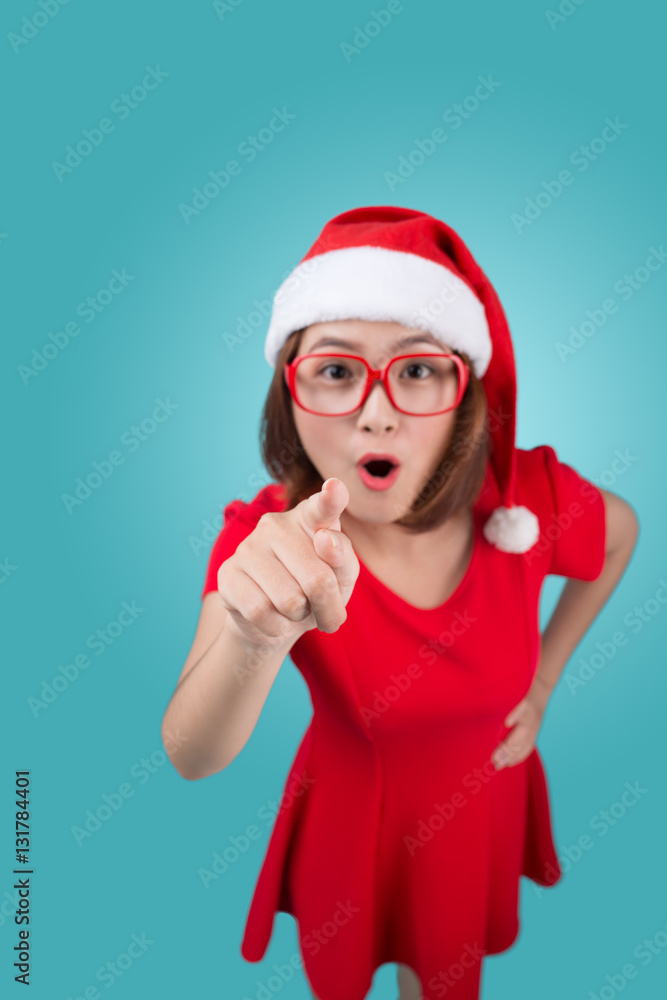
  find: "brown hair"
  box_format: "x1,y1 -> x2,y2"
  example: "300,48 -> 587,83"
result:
259,327 -> 490,533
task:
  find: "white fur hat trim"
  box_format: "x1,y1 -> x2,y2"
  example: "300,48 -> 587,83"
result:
264,245 -> 492,378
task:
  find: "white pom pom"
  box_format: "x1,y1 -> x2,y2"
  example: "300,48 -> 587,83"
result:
483,505 -> 540,554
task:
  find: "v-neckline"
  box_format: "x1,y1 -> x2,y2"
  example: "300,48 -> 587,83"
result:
355,514 -> 483,614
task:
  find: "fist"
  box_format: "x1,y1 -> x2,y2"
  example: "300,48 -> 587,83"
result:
217,478 -> 360,647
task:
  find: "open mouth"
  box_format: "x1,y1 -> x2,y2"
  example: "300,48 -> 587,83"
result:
357,455 -> 401,490
363,459 -> 396,478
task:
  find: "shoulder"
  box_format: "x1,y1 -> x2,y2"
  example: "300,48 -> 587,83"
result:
514,444 -> 601,513
514,443 -> 555,488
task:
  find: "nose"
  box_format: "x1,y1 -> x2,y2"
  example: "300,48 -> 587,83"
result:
355,378 -> 398,430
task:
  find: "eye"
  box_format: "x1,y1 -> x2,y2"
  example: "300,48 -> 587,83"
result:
318,363 -> 351,380
401,362 -> 434,379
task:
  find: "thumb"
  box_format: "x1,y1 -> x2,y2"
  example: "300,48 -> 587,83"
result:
297,478 -> 350,539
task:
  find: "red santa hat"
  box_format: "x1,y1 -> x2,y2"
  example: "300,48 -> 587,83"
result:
263,205 -> 540,555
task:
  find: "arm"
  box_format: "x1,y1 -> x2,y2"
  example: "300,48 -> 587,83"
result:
532,488 -> 639,702
160,594 -> 294,781
492,488 -> 639,770
161,477 -> 357,781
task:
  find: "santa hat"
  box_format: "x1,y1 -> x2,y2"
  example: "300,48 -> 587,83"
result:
263,205 -> 540,555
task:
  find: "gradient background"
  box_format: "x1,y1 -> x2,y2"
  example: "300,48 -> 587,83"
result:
2,1 -> 666,997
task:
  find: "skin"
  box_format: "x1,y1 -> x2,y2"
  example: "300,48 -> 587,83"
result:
166,317 -> 638,1000
293,320 -> 640,1000
291,319 -> 474,588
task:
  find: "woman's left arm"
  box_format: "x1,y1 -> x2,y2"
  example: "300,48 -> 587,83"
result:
492,489 -> 640,769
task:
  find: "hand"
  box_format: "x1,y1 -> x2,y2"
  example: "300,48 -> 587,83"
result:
217,478 -> 360,648
491,678 -> 552,770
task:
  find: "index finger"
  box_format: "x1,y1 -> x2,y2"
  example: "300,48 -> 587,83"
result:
297,478 -> 350,539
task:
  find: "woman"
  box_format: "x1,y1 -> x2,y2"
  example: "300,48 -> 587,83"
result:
161,206 -> 639,1000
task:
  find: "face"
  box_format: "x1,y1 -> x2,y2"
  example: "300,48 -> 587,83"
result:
289,319 -> 460,527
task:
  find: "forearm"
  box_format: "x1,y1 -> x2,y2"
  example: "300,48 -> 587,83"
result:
534,533 -> 637,701
161,619 -> 293,780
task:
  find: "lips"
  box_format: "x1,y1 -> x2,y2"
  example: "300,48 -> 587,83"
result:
356,452 -> 401,477
356,452 -> 401,491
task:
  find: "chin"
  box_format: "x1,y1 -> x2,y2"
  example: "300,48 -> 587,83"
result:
355,492 -> 410,521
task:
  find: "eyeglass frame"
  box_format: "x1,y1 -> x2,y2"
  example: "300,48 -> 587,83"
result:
283,351 -> 470,417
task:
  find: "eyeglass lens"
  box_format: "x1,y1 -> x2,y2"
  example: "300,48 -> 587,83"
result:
294,354 -> 460,415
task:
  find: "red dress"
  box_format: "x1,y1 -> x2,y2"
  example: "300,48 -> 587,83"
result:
201,445 -> 606,1000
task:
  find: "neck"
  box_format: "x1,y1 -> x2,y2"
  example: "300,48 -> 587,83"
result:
340,504 -> 474,563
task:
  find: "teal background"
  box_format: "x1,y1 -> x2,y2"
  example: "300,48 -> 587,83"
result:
2,0 -> 665,997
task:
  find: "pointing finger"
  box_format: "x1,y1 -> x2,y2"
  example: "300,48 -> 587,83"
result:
297,478 -> 350,539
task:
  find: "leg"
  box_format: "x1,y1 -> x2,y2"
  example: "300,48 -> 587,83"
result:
397,962 -> 423,1000
306,963 -> 422,999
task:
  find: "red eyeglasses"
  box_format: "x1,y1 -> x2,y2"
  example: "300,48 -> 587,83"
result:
283,352 -> 469,417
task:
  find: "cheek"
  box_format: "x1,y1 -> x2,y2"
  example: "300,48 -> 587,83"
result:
294,415 -> 341,465
408,417 -> 455,462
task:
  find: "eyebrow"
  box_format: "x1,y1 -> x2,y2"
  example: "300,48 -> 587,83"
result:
306,333 -> 446,353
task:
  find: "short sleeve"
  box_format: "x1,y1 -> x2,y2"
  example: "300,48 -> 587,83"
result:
200,498 -> 258,600
541,445 -> 607,580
